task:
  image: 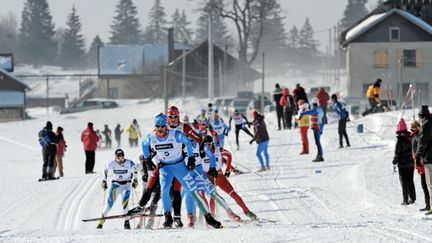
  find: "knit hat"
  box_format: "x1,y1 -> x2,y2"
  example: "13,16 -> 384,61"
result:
46,121 -> 53,130
418,105 -> 430,118
396,118 -> 407,132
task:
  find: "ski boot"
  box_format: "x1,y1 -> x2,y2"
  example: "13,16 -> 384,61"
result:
173,215 -> 183,228
187,213 -> 195,228
204,213 -> 222,228
425,210 -> 432,216
96,223 -> 103,229
96,214 -> 105,229
128,205 -> 144,215
420,206 -> 431,212
163,211 -> 173,228
227,209 -> 241,222
244,210 -> 258,220
312,155 -> 324,162
124,220 -> 131,230
266,165 -> 271,171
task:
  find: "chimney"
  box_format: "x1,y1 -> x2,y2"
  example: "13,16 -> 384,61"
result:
168,27 -> 174,63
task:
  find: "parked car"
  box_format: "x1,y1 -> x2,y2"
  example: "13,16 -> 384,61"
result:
237,91 -> 254,100
60,99 -> 118,114
247,95 -> 275,114
221,97 -> 234,115
228,99 -> 250,115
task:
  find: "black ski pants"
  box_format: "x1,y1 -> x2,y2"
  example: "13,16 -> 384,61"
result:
42,145 -> 56,178
85,150 -> 95,173
235,124 -> 254,146
421,173 -> 430,207
398,167 -> 416,202
338,119 -> 350,147
275,106 -> 285,130
283,110 -> 293,129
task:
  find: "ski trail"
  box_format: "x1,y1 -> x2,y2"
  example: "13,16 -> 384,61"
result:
0,136 -> 40,151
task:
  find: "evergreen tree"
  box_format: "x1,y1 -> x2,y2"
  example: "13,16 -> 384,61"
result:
298,18 -> 317,53
86,35 -> 104,68
288,26 -> 299,49
110,0 -> 142,44
195,7 -> 230,47
252,3 -> 286,52
18,0 -> 57,66
143,0 -> 168,44
0,12 -> 18,55
340,0 -> 369,31
58,6 -> 86,69
171,9 -> 193,43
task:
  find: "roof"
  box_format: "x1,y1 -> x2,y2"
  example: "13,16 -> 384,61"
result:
99,44 -> 192,76
0,68 -> 30,90
0,55 -> 13,72
341,8 -> 432,47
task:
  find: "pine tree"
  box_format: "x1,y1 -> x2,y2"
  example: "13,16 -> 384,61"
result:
18,0 -> 57,66
143,0 -> 168,44
288,26 -> 299,49
195,7 -> 230,47
58,6 -> 86,69
298,18 -> 317,53
86,35 -> 104,68
340,0 -> 369,31
110,0 -> 142,44
0,12 -> 18,54
171,9 -> 193,43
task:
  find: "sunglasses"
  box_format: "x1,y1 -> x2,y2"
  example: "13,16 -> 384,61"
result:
169,115 -> 179,119
155,125 -> 166,128
116,154 -> 124,157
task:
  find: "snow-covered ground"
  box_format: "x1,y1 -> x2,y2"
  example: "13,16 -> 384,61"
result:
0,98 -> 431,243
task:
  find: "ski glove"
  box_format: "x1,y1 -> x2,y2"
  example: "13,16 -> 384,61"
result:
102,180 -> 107,191
187,156 -> 196,170
199,143 -> 206,158
208,167 -> 218,178
146,158 -> 156,171
224,170 -> 231,178
249,139 -> 255,145
142,172 -> 148,182
132,178 -> 138,189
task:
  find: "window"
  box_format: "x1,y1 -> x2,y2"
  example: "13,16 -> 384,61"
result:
403,49 -> 416,67
108,87 -> 118,99
83,101 -> 98,107
389,27 -> 400,41
374,49 -> 388,68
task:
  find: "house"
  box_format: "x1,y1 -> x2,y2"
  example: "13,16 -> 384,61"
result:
340,8 -> 432,105
166,41 -> 261,98
0,68 -> 29,121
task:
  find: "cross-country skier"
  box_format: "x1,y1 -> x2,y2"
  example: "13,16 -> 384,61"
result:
184,136 -> 241,227
96,149 -> 138,229
331,94 -> 350,148
229,109 -> 254,150
130,113 -> 222,228
202,135 -> 258,220
209,109 -> 229,148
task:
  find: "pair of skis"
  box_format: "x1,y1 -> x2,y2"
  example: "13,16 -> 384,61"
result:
82,212 -> 163,222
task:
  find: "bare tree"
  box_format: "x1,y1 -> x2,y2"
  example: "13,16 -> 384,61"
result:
210,0 -> 276,67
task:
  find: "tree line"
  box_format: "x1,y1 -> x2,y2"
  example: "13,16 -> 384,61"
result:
0,0 -> 371,73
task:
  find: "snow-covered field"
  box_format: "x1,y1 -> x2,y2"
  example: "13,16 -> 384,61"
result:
0,98 -> 431,243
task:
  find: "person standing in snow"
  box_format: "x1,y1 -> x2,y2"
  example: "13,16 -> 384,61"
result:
81,122 -> 99,174
38,121 -> 59,180
292,83 -> 309,110
250,110 -> 270,171
127,119 -> 141,147
296,99 -> 310,155
229,109 -> 254,151
114,124 -> 123,147
365,79 -> 382,114
273,83 -> 285,130
102,124 -> 112,148
96,149 -> 138,230
415,105 -> 432,215
315,87 -> 330,124
279,87 -> 295,129
331,94 -> 351,148
392,118 -> 416,205
53,126 -> 66,177
411,120 -> 430,211
299,98 -> 324,162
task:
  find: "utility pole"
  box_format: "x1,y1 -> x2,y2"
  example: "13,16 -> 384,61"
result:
261,52 -> 265,114
219,59 -> 223,97
398,54 -> 404,110
182,40 -> 186,101
163,66 -> 168,113
208,9 -> 214,100
46,76 -> 49,116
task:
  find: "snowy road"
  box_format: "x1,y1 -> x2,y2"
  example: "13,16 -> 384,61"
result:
0,99 -> 431,242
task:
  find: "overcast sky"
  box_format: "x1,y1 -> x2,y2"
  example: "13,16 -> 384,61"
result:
0,0 -> 379,51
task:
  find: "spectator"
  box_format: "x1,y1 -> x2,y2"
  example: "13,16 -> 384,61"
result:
292,83 -> 309,110
365,79 -> 382,114
53,126 -> 66,177
102,124 -> 112,148
331,94 -> 350,148
127,119 -> 142,147
114,124 -> 123,147
249,110 -> 270,171
416,105 -> 432,215
81,122 -> 100,174
411,120 -> 429,211
273,83 -> 285,130
315,87 -> 330,124
296,100 -> 310,155
279,87 -> 295,129
38,121 -> 59,180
